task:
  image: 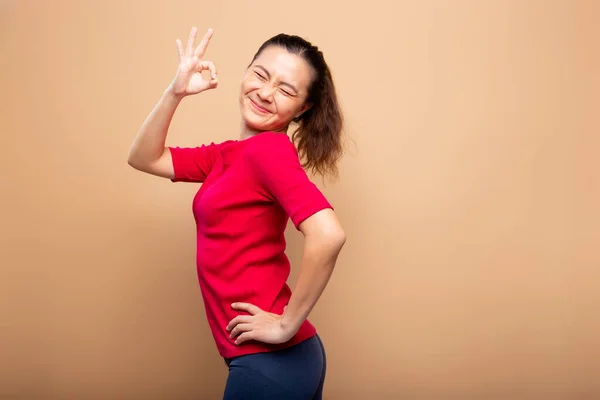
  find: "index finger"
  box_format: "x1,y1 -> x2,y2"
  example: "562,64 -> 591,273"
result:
194,28 -> 214,58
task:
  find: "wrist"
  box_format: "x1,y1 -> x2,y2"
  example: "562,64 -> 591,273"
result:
164,85 -> 186,102
280,314 -> 303,337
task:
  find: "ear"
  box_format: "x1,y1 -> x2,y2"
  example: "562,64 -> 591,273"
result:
295,102 -> 313,119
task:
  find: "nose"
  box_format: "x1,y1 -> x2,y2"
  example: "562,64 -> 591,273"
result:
256,82 -> 275,102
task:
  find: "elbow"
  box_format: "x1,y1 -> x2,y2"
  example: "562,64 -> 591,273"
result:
127,156 -> 140,171
127,149 -> 144,171
334,228 -> 347,250
326,227 -> 346,254
300,210 -> 347,253
304,227 -> 346,255
127,156 -> 140,170
127,147 -> 137,168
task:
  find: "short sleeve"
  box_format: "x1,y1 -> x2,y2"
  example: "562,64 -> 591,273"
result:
248,134 -> 333,229
168,143 -> 221,183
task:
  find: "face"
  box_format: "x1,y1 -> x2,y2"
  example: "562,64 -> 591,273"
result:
239,45 -> 314,134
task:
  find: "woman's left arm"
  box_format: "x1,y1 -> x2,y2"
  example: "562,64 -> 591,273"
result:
280,208 -> 346,335
227,208 -> 345,345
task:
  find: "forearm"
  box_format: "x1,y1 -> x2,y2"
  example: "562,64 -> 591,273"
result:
127,87 -> 183,167
281,233 -> 345,334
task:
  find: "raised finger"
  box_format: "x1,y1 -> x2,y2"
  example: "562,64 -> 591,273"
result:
175,39 -> 184,63
194,28 -> 214,58
186,26 -> 198,57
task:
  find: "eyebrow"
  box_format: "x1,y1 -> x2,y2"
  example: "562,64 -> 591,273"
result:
255,65 -> 299,94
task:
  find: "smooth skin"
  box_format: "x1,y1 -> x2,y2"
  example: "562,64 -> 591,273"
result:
128,27 -> 346,346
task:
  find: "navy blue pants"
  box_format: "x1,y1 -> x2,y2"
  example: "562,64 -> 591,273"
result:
222,334 -> 327,399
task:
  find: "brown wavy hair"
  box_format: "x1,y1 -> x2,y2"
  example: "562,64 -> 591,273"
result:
250,34 -> 344,179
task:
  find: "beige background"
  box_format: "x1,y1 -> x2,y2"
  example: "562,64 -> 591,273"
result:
1,0 -> 599,399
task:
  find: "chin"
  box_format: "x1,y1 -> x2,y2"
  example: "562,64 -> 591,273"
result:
243,118 -> 267,133
240,100 -> 271,132
241,109 -> 265,130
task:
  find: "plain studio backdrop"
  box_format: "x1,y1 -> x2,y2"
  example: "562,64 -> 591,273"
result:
1,1 -> 598,399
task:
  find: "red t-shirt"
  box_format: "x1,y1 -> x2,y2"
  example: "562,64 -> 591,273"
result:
168,131 -> 333,359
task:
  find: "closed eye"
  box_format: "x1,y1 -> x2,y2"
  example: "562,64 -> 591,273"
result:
255,71 -> 266,80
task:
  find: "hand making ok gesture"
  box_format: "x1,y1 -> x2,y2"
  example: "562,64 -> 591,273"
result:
169,27 -> 218,97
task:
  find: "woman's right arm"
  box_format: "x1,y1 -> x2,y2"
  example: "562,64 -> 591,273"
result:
127,27 -> 218,179
127,89 -> 183,179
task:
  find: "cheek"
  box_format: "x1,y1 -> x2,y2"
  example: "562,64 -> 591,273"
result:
240,81 -> 251,95
239,79 -> 250,95
276,96 -> 303,117
242,76 -> 261,94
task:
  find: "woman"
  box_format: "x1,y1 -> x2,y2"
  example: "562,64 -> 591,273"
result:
128,26 -> 346,399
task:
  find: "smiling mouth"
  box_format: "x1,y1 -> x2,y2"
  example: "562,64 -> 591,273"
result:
249,98 -> 271,114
